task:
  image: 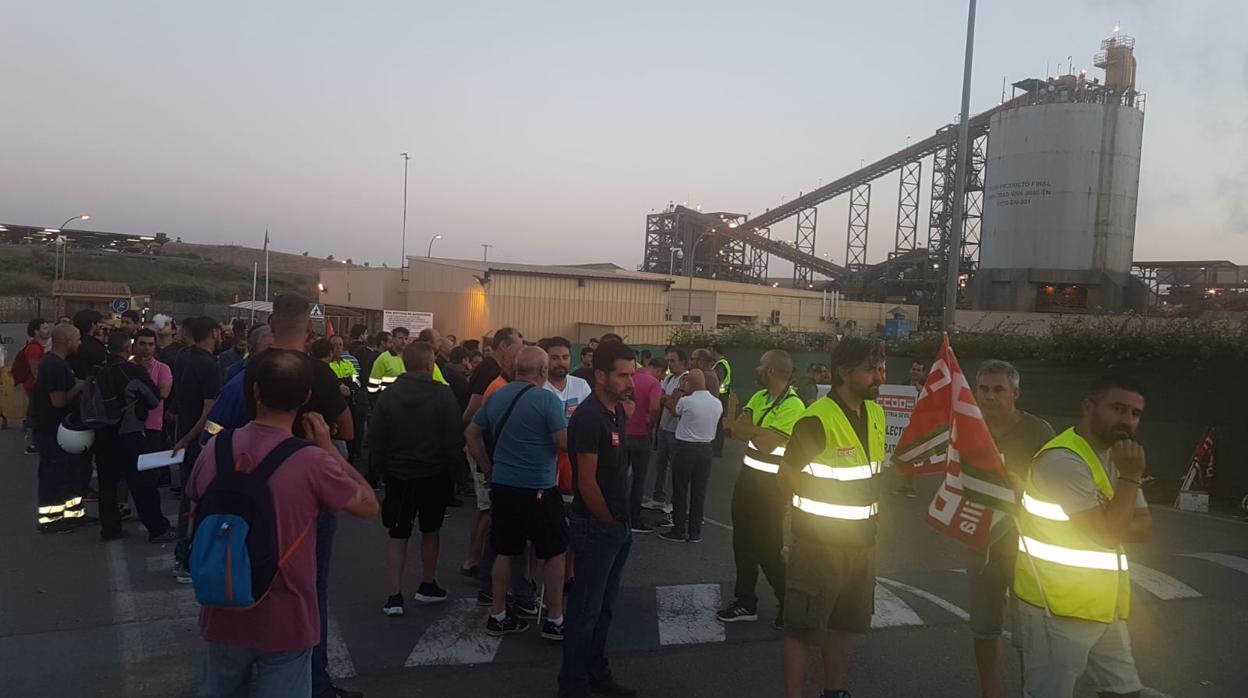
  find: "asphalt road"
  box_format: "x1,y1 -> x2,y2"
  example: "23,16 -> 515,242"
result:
2,427 -> 1246,697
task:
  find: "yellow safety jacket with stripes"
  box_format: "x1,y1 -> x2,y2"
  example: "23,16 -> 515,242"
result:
790,397 -> 885,546
368,351 -> 446,394
1014,428 -> 1131,623
713,358 -> 732,396
741,388 -> 804,475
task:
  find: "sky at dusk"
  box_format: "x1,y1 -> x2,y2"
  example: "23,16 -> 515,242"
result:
4,1 -> 1245,273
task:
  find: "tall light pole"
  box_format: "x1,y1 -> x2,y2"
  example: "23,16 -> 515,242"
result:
943,0 -> 977,332
400,152 -> 410,269
686,231 -> 711,324
54,214 -> 89,281
481,243 -> 492,262
426,233 -> 442,258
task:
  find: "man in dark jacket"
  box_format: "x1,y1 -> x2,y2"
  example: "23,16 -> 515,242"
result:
96,330 -> 175,542
371,341 -> 465,617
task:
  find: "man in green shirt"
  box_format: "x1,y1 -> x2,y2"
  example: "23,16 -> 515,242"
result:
718,349 -> 806,627
368,327 -> 410,397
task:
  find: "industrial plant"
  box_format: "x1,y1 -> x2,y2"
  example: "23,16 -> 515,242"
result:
640,34 -> 1242,323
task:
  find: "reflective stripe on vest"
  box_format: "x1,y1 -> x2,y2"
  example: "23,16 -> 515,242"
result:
1013,427 -> 1131,623
743,441 -> 785,473
790,397 -> 886,531
714,358 -> 731,395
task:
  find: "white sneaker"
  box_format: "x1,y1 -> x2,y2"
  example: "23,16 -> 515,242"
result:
643,498 -> 673,514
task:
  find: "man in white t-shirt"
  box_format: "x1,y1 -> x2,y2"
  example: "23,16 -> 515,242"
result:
659,369 -> 722,544
541,338 -> 592,499
644,348 -> 690,518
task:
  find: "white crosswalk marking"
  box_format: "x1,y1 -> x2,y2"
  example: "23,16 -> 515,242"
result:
327,615 -> 357,679
877,577 -> 970,621
656,584 -> 725,646
1129,563 -> 1201,600
405,598 -> 503,667
1181,552 -> 1248,576
872,583 -> 923,628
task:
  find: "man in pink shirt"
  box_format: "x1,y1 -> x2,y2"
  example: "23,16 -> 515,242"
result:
188,349 -> 379,696
625,359 -> 663,533
132,329 -> 173,452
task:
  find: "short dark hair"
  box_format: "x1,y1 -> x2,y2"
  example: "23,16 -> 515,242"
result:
449,346 -> 470,364
648,357 -> 666,370
121,310 -> 142,324
828,336 -> 885,386
588,337 -> 599,344
492,327 -> 520,350
416,328 -> 436,342
73,309 -> 103,336
373,331 -> 391,345
231,319 -> 248,335
270,293 -> 310,337
26,318 -> 47,337
640,350 -> 652,360
349,323 -> 369,342
392,326 -> 410,338
600,333 -> 623,344
543,336 -> 572,352
403,341 -> 436,373
251,349 -> 313,412
580,346 -> 594,359
106,329 -> 133,354
593,341 -> 634,374
665,347 -> 688,363
469,350 -> 483,361
1088,373 -> 1147,402
461,339 -> 480,352
309,338 -> 333,360
187,316 -> 216,343
134,328 -> 157,342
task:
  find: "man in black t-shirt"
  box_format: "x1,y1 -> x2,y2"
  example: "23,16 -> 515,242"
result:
32,324 -> 87,533
559,341 -> 637,698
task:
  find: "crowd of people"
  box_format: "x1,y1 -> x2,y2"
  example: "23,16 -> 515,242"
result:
12,300 -> 1152,698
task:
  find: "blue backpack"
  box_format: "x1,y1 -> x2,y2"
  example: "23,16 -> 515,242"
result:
189,429 -> 314,608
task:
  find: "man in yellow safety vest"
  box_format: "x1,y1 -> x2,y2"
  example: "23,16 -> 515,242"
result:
777,337 -> 886,698
1014,373 -> 1151,697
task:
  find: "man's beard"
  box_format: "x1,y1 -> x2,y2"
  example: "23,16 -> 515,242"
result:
1095,422 -> 1135,443
550,367 -> 568,380
854,383 -> 881,400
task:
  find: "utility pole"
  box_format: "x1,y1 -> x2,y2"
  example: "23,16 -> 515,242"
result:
481,244 -> 492,262
400,152 -> 411,269
943,0 -> 977,332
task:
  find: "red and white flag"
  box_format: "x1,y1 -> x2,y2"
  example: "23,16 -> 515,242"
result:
1178,428 -> 1216,494
892,335 -> 1014,552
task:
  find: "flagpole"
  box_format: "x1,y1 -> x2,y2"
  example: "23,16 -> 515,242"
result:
250,262 -> 258,325
263,226 -> 270,302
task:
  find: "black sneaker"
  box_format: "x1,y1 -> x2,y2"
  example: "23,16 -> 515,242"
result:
773,613 -> 785,631
414,581 -> 448,604
513,598 -> 546,619
459,564 -> 480,577
118,505 -> 135,521
716,601 -> 758,623
541,619 -> 565,641
687,535 -> 703,544
24,446 -> 38,456
589,675 -> 637,697
820,690 -> 852,698
658,530 -> 687,543
476,590 -> 493,607
630,521 -> 654,534
148,528 -> 179,544
486,612 -> 530,636
37,519 -> 77,534
100,529 -> 128,542
383,593 -> 405,617
655,514 -> 673,528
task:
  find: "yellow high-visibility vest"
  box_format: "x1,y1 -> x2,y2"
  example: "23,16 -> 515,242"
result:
714,358 -> 732,396
741,388 -> 803,474
790,397 -> 885,542
368,352 -> 447,394
1014,428 -> 1131,623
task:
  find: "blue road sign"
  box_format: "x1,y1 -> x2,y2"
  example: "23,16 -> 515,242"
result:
111,298 -> 130,313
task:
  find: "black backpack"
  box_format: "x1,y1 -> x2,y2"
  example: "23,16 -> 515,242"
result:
189,430 -> 314,608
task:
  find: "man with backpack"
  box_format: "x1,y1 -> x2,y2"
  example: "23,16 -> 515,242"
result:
94,329 -> 176,543
187,348 -> 379,697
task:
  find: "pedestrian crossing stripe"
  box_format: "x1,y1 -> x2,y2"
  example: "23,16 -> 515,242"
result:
657,583 -> 724,645
1180,552 -> 1248,576
1128,563 -> 1201,600
405,598 -> 503,667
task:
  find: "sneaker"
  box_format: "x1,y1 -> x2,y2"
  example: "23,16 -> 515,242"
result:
589,675 -> 637,697
485,612 -> 530,636
476,589 -> 494,607
541,619 -> 565,641
773,614 -> 785,631
37,519 -> 77,534
655,514 -> 673,528
513,598 -> 547,619
118,505 -> 135,521
641,497 -> 667,512
716,601 -> 758,623
383,593 -> 405,617
172,560 -> 192,584
687,535 -> 703,544
459,564 -> 480,578
820,690 -> 852,698
414,581 -> 448,604
658,530 -> 687,543
100,529 -> 128,542
630,521 -> 654,534
148,528 -> 179,544
24,446 -> 38,456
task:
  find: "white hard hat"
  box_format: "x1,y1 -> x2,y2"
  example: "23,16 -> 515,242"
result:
57,418 -> 95,455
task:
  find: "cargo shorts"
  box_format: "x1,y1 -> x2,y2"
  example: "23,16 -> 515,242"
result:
783,540 -> 875,641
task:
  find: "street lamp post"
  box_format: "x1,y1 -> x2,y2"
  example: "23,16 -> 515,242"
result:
426,234 -> 442,258
686,231 -> 710,324
400,152 -> 410,269
54,214 -> 89,281
942,0 -> 977,331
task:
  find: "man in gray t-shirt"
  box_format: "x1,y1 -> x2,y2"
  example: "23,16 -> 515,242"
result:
644,348 -> 689,512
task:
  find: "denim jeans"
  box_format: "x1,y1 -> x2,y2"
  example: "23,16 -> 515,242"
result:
96,429 -> 169,537
198,642 -> 312,698
650,429 -> 677,503
671,441 -> 713,539
624,434 -> 651,523
558,516 -> 632,692
311,511 -> 337,697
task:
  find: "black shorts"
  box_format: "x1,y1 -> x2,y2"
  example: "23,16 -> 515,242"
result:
382,472 -> 451,539
489,484 -> 568,559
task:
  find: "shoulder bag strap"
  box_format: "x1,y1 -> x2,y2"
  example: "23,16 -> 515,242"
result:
252,437 -> 316,482
214,429 -> 236,474
493,383 -> 536,446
